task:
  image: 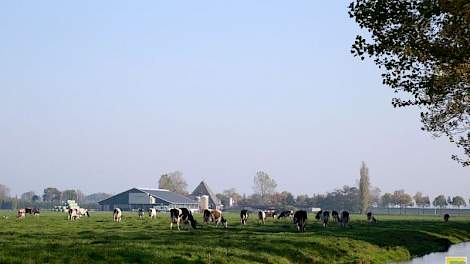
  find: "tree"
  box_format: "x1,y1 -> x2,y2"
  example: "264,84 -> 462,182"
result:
0,184 -> 10,200
222,188 -> 242,205
349,0 -> 470,165
31,195 -> 41,202
76,190 -> 85,203
253,171 -> 277,202
452,196 -> 467,208
43,187 -> 61,203
369,186 -> 381,207
433,195 -> 448,208
158,171 -> 188,195
392,190 -> 413,208
83,193 -> 112,204
359,161 -> 370,214
62,190 -> 78,201
21,191 -> 36,201
414,192 -> 431,208
381,193 -> 393,208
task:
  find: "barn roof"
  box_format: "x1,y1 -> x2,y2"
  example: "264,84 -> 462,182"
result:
190,181 -> 221,207
98,188 -> 197,205
139,188 -> 197,204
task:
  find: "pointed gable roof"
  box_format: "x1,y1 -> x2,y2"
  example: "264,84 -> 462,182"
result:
191,181 -> 221,207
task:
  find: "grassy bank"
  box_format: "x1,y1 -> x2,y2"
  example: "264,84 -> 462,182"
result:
0,211 -> 469,263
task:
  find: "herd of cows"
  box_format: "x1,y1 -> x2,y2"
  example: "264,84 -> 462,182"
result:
14,207 -> 452,232
108,208 -> 371,232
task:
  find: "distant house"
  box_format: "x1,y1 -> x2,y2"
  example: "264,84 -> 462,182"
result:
98,188 -> 198,211
189,181 -> 222,209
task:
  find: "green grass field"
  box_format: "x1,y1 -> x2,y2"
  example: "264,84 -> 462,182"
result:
0,211 -> 469,264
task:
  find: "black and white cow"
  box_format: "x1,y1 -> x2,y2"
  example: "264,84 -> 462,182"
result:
113,208 -> 122,222
170,208 -> 197,230
340,211 -> 350,228
293,210 -> 307,232
78,208 -> 89,218
258,211 -> 266,224
277,210 -> 294,219
332,211 -> 339,222
203,209 -> 213,224
321,211 -> 330,227
444,213 -> 450,223
367,212 -> 376,223
68,208 -> 79,221
240,210 -> 249,225
138,208 -> 144,219
315,210 -> 322,221
149,208 -> 157,219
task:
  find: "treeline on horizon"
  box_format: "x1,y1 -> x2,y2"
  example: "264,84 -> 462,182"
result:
1,163 -> 468,211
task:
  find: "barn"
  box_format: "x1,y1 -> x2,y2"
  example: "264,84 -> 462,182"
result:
189,181 -> 223,209
98,188 -> 198,211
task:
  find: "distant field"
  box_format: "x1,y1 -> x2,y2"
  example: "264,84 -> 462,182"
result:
0,211 -> 469,264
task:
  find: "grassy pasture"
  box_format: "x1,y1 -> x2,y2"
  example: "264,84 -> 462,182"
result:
0,211 -> 469,264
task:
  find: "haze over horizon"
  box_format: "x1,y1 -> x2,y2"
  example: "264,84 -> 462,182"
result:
1,1 -> 468,199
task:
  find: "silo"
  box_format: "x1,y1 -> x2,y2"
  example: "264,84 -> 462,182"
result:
200,195 -> 209,210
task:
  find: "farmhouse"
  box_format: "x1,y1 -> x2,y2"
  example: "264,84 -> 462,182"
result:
189,181 -> 223,209
98,188 -> 198,211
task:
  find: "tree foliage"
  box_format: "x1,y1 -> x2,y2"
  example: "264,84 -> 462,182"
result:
451,195 -> 467,208
392,190 -> 413,207
253,171 -> 277,202
43,187 -> 61,203
349,0 -> 470,165
433,194 -> 448,208
359,161 -> 370,214
414,192 -> 431,207
0,184 -> 11,200
381,192 -> 394,207
158,171 -> 188,195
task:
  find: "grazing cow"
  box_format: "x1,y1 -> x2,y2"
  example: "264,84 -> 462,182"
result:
332,211 -> 339,222
211,209 -> 228,228
444,213 -> 450,223
138,208 -> 144,219
170,208 -> 182,230
170,208 -> 197,230
315,210 -> 322,221
265,210 -> 277,219
340,211 -> 350,228
25,208 -> 33,214
293,210 -> 307,232
78,208 -> 89,218
68,208 -> 79,221
17,209 -> 26,220
258,211 -> 266,224
203,209 -> 213,224
277,210 -> 294,219
113,208 -> 122,222
321,211 -> 330,227
240,210 -> 249,225
149,208 -> 157,219
367,212 -> 376,223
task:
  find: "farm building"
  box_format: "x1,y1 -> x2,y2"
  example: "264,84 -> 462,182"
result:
98,188 -> 198,211
189,181 -> 223,209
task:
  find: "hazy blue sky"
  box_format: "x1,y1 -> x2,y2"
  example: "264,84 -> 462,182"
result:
0,1 -> 468,198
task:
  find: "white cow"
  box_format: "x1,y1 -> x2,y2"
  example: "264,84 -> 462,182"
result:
113,208 -> 122,222
149,208 -> 157,219
17,209 -> 26,220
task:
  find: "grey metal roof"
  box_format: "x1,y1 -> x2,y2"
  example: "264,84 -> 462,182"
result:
139,188 -> 198,204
